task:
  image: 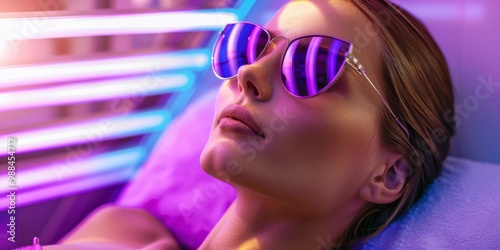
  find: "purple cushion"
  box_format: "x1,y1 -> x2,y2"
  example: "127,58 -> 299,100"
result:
361,156 -> 500,249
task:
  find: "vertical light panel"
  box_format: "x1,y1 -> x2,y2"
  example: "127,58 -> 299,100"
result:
0,0 -> 258,209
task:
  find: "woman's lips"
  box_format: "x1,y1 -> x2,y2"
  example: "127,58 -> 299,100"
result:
218,104 -> 264,138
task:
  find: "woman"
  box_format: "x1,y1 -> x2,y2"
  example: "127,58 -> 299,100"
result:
45,0 -> 454,249
199,0 -> 454,248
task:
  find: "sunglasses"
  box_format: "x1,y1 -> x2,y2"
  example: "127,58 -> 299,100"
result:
212,22 -> 409,138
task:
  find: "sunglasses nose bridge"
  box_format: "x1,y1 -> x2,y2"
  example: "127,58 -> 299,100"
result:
255,36 -> 289,62
235,44 -> 287,101
236,36 -> 290,101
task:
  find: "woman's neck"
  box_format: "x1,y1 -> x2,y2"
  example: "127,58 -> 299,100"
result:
199,189 -> 360,250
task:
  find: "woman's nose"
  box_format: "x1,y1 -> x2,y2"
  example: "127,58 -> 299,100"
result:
234,37 -> 287,101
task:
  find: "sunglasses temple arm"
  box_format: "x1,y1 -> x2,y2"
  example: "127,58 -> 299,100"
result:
346,58 -> 410,139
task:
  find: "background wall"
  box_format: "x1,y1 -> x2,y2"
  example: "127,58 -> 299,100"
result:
0,0 -> 498,248
395,0 -> 500,165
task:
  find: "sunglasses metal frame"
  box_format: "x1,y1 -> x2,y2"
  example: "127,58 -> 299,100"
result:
212,22 -> 409,138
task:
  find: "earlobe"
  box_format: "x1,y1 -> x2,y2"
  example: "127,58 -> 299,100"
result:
359,157 -> 409,204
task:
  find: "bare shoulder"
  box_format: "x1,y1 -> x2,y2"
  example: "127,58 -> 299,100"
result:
59,204 -> 179,250
77,204 -> 162,229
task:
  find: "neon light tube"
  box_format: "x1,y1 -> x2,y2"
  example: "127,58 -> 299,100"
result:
0,49 -> 209,88
10,167 -> 135,207
0,147 -> 144,194
0,147 -> 144,207
0,10 -> 237,40
0,72 -> 193,112
0,110 -> 170,155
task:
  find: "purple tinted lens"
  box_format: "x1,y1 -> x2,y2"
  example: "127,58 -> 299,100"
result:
213,23 -> 269,78
282,36 -> 351,97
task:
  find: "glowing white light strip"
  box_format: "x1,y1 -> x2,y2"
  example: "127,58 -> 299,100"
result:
0,147 -> 143,193
0,35 -> 7,57
0,110 -> 169,155
0,73 -> 193,112
0,147 -> 143,207
0,10 -> 237,40
13,168 -> 135,207
0,49 -> 209,88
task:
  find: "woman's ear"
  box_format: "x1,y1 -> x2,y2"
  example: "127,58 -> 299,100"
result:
358,157 -> 409,204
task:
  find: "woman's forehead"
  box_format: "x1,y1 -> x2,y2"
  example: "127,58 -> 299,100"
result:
264,1 -> 362,42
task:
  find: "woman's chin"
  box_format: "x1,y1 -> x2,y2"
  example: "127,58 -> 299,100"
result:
200,136 -> 244,181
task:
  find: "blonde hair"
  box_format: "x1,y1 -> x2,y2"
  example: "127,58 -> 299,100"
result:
338,0 -> 455,248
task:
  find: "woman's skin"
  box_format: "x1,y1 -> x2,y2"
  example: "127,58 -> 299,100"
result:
200,0 -> 408,249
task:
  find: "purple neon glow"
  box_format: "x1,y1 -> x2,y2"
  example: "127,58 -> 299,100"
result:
0,50 -> 208,88
326,39 -> 342,84
282,41 -> 298,95
0,11 -> 237,40
305,37 -> 322,94
0,74 -> 190,112
227,23 -> 244,76
212,35 -> 222,77
248,26 -> 263,62
0,111 -> 167,155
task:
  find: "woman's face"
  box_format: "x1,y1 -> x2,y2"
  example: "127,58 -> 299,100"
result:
201,0 -> 392,214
